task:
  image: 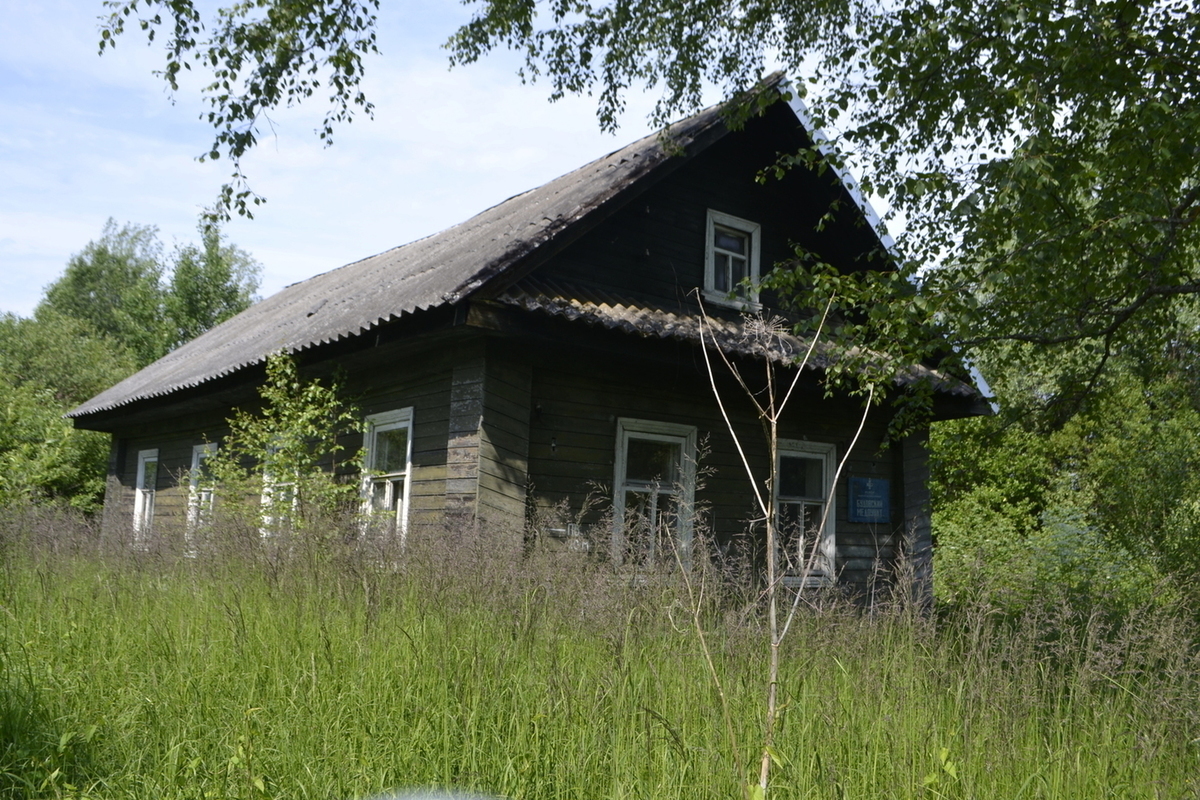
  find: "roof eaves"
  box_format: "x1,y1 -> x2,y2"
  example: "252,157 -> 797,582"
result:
494,283 -> 981,399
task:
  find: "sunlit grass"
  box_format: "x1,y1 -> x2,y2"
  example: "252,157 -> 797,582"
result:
2,513 -> 1198,799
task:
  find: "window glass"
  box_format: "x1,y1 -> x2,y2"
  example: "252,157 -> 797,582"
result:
713,253 -> 730,291
626,438 -> 680,484
142,459 -> 159,492
614,420 -> 696,567
776,441 -> 836,586
779,501 -> 825,575
374,427 -> 409,474
714,226 -> 747,255
189,444 -> 217,533
363,408 -> 414,537
623,490 -> 680,564
779,454 -> 824,499
730,255 -> 748,285
370,478 -> 403,512
134,449 -> 159,538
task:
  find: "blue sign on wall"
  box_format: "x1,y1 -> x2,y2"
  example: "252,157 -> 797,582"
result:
848,477 -> 891,523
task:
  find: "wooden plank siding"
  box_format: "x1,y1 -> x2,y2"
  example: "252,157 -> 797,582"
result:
477,339 -> 533,526
333,339 -> 459,529
105,406 -> 233,544
105,341 -> 464,537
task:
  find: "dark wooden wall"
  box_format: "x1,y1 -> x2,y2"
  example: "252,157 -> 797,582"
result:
511,329 -> 906,592
103,335 -> 464,537
542,102 -> 879,313
479,339 -> 533,524
104,406 -> 232,543
342,336 -> 458,528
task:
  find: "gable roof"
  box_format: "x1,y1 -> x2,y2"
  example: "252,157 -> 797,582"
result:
70,77 -> 946,422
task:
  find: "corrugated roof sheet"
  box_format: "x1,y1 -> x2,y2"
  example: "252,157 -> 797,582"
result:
496,276 -> 980,398
68,103 -> 729,419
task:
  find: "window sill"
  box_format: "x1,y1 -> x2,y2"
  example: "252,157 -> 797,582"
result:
701,290 -> 762,312
782,574 -> 835,590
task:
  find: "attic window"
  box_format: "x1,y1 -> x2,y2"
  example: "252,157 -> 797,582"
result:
707,213 -> 760,303
704,209 -> 761,308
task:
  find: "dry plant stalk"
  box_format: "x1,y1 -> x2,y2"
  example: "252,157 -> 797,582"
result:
693,295 -> 873,799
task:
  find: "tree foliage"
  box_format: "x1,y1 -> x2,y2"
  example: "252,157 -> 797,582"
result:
928,335 -> 1200,615
166,224 -> 262,347
38,219 -> 167,368
0,312 -> 136,512
37,219 -> 260,367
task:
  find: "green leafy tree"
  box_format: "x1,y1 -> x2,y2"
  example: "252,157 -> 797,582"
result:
99,0 -> 381,220
166,224 -> 261,347
928,339 -> 1200,615
38,219 -> 168,368
0,312 -> 136,511
4,220 -> 259,511
205,353 -> 362,536
1073,375 -> 1200,607
37,219 -> 261,367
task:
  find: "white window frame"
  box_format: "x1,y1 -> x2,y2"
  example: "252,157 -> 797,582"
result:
612,418 -> 697,566
362,407 -> 414,540
775,439 -> 837,588
133,448 -> 159,539
704,209 -> 761,308
259,442 -> 298,537
259,475 -> 297,536
187,443 -> 218,532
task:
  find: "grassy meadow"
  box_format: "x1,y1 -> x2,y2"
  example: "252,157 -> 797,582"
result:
2,510 -> 1199,799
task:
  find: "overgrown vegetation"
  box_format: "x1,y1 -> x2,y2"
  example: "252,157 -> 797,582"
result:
205,353 -> 362,538
0,311 -> 133,513
930,339 -> 1200,617
2,510 -> 1198,800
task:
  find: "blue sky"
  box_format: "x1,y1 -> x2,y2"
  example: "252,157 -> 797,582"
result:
0,1 -> 709,317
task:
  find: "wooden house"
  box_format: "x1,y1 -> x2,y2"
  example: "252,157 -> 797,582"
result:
69,78 -> 985,593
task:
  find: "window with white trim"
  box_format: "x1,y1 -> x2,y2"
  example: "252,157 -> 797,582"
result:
704,209 -> 761,307
133,449 -> 159,538
187,443 -> 217,531
259,442 -> 298,537
776,440 -> 837,587
363,408 -> 414,536
260,479 -> 296,535
613,418 -> 697,566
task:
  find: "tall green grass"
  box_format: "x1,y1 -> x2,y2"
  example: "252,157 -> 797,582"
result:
2,511 -> 1198,799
